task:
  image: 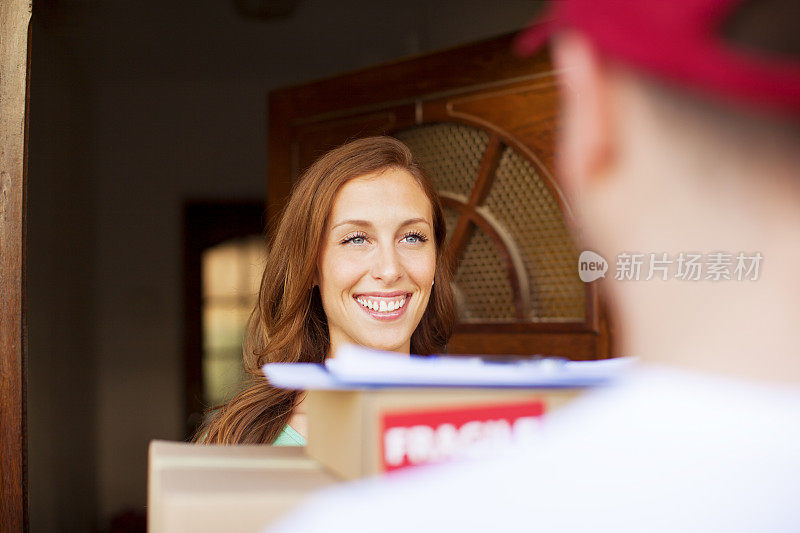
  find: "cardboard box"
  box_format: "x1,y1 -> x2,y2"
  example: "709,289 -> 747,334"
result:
147,440 -> 340,533
305,387 -> 583,480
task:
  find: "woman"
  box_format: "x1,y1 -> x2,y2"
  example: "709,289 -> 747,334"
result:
198,136 -> 456,445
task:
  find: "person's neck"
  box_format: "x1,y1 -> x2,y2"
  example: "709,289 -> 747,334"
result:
327,336 -> 411,359
613,240 -> 800,385
592,74 -> 800,385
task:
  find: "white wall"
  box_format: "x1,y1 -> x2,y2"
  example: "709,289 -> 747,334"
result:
27,1 -> 544,530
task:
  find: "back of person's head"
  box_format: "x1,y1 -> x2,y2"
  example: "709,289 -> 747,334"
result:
629,0 -> 800,189
517,0 -> 800,202
518,0 -> 800,382
555,0 -> 800,272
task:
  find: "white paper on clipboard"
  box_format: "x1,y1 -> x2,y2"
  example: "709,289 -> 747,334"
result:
263,344 -> 635,390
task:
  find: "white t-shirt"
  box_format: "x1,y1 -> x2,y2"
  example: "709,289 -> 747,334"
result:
270,366 -> 800,532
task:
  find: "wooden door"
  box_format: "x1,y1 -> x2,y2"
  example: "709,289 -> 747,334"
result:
267,32 -> 612,359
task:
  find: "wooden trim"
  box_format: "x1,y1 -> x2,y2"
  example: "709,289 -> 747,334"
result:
448,331 -> 600,359
0,1 -> 31,530
442,197 -> 531,320
454,321 -> 597,334
444,135 -> 534,318
269,34 -> 551,121
466,134 -> 504,207
445,134 -> 504,265
468,209 -> 528,319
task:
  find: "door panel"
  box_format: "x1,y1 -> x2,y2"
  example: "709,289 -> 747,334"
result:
291,105 -> 417,176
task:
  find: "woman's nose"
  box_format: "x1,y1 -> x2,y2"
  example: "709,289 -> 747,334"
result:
371,243 -> 403,284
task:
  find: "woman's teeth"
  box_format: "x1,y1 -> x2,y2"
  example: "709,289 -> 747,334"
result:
356,297 -> 407,313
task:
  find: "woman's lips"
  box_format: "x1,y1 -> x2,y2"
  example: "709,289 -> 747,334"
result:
353,292 -> 411,321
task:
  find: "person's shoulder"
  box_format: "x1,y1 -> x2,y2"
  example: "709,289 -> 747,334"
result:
272,425 -> 307,447
541,365 -> 800,453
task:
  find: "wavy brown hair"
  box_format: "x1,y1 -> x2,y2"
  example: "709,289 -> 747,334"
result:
197,136 -> 456,444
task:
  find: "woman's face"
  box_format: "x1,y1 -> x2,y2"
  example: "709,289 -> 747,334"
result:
318,167 -> 436,355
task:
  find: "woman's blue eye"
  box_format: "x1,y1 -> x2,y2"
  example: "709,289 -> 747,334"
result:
341,234 -> 368,245
402,233 -> 427,244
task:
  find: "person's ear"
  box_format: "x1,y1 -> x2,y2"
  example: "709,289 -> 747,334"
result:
551,31 -> 614,198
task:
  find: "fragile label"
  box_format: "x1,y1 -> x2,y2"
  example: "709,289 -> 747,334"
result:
380,400 -> 545,472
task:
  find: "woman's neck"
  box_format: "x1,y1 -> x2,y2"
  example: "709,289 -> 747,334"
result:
327,338 -> 411,358
289,392 -> 308,437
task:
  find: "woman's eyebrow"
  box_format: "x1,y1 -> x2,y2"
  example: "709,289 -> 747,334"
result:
330,219 -> 373,231
330,218 -> 430,230
399,217 -> 430,228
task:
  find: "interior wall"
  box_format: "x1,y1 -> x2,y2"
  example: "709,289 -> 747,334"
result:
91,80 -> 271,522
27,15 -> 97,533
26,1 -> 545,531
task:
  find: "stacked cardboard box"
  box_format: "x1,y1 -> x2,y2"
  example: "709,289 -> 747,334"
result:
147,387 -> 585,530
305,386 -> 584,479
147,440 -> 339,533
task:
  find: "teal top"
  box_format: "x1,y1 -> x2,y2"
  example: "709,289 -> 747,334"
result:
272,425 -> 307,446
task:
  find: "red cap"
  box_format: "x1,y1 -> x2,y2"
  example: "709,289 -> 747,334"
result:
515,0 -> 800,121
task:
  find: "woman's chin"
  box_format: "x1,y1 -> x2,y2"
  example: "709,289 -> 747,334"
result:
358,337 -> 411,354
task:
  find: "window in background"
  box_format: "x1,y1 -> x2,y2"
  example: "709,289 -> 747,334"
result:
183,202 -> 264,438
201,235 -> 265,406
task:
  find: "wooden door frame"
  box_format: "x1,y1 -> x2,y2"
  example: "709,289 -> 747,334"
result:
1,1 -> 32,531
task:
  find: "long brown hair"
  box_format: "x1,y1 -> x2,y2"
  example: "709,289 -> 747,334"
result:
197,136 -> 456,444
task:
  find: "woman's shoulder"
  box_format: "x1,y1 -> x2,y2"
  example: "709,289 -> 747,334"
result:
272,425 -> 307,446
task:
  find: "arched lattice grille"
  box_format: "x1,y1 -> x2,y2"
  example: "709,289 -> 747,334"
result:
395,124 -> 489,197
453,228 -> 516,321
396,122 -> 585,323
485,148 -> 585,320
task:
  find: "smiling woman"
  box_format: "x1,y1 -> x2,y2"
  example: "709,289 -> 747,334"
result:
197,137 -> 456,445
320,168 -> 438,355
